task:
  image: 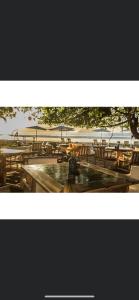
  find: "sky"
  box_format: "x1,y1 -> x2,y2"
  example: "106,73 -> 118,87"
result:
0,109 -> 124,135
0,111 -> 37,134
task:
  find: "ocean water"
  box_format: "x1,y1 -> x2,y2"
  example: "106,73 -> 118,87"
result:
0,130 -> 137,144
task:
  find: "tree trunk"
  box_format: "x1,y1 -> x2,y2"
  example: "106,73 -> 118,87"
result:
129,114 -> 139,139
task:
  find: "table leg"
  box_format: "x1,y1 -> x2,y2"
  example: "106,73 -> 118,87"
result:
31,179 -> 36,192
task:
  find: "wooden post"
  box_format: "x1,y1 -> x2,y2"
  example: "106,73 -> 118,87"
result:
31,179 -> 36,192
0,156 -> 6,186
36,130 -> 37,141
63,182 -> 73,192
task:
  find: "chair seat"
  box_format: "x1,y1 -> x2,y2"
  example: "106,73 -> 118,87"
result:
112,158 -> 131,174
0,183 -> 23,192
0,185 -> 11,192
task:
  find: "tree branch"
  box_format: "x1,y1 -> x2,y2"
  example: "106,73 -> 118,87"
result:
101,120 -> 128,128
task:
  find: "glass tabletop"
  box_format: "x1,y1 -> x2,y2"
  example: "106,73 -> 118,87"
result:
33,162 -> 132,189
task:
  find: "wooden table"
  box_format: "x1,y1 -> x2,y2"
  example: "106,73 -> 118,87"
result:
31,142 -> 43,153
22,161 -> 139,193
105,147 -> 133,159
0,148 -> 25,185
106,146 -> 133,151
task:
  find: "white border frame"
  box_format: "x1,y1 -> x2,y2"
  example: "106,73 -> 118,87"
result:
0,80 -> 139,219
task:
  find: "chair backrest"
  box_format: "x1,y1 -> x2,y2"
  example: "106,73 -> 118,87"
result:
93,139 -> 98,145
108,142 -> 114,147
45,145 -> 53,154
134,141 -> 139,147
93,147 -> 99,158
102,139 -> 107,145
32,142 -> 42,151
124,140 -> 130,146
49,141 -> 57,147
94,146 -> 105,159
78,145 -> 90,156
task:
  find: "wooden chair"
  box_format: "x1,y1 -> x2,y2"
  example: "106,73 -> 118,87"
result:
1,153 -> 24,187
102,139 -> 107,146
104,149 -> 117,161
39,143 -> 56,157
6,155 -> 24,184
117,141 -> 120,146
6,154 -> 24,171
93,146 -> 117,168
61,138 -> 65,143
77,145 -> 93,162
112,152 -> 133,174
50,143 -> 61,156
134,141 -> 139,148
0,183 -> 23,193
93,146 -> 106,167
123,140 -> 130,147
32,142 -> 43,155
93,139 -> 98,145
111,149 -> 139,174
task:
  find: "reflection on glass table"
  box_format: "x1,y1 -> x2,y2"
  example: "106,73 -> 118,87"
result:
22,162 -> 139,192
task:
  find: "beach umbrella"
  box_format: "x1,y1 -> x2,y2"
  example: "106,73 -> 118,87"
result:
49,125 -> 74,139
25,125 -> 47,141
